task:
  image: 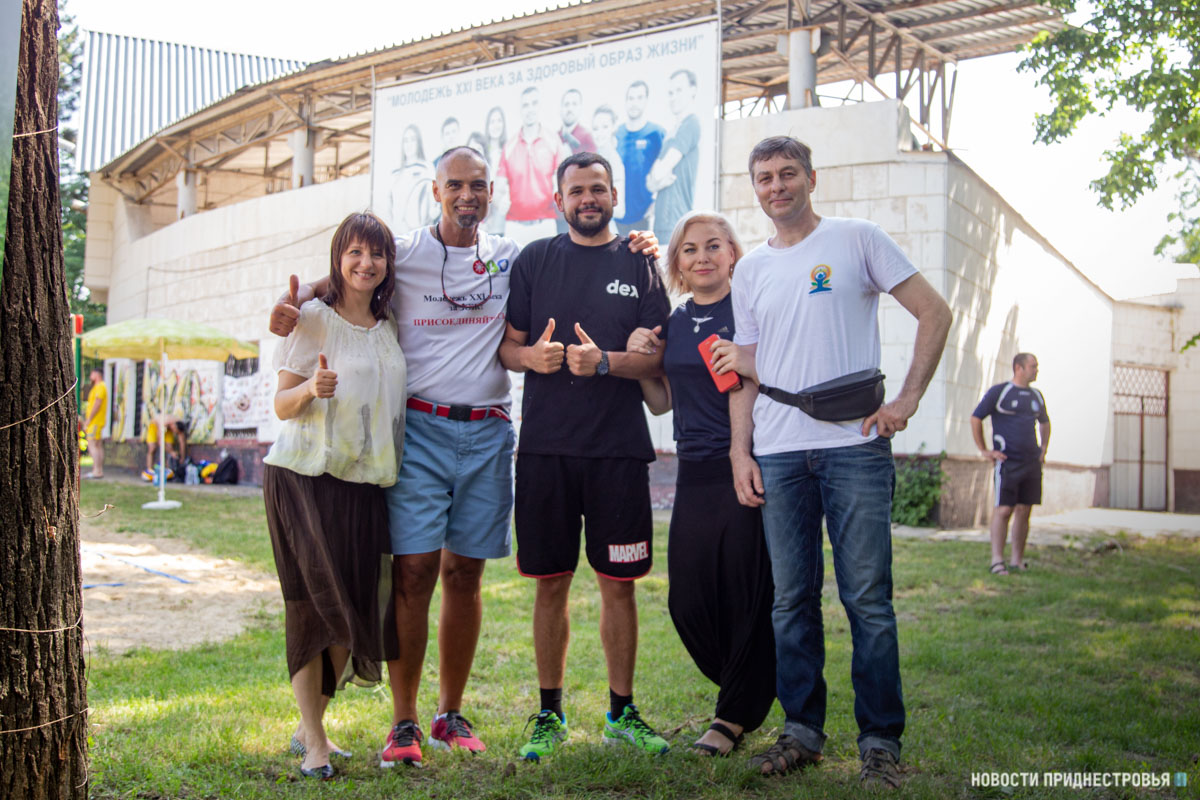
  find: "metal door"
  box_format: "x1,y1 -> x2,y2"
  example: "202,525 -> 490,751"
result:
1112,366 -> 1168,510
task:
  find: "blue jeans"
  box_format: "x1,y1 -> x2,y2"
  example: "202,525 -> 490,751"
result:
757,437 -> 904,760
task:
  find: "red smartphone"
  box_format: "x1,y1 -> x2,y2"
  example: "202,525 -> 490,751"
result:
698,334 -> 742,393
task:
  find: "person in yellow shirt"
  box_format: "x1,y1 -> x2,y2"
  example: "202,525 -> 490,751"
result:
145,413 -> 187,472
82,369 -> 108,479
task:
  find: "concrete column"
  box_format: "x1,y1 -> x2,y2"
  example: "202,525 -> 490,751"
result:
787,27 -> 820,109
288,126 -> 315,189
175,168 -> 197,219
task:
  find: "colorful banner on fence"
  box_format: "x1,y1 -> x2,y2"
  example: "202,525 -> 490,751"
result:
141,359 -> 224,444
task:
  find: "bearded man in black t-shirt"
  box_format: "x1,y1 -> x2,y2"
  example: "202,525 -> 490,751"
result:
499,152 -> 672,760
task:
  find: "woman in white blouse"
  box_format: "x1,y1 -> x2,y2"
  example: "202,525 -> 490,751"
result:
262,212 -> 407,780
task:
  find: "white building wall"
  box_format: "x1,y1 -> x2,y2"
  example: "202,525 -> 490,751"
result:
944,159 -> 1114,469
1168,279 -> 1200,472
718,100 -> 951,458
1112,300 -> 1177,368
101,175 -> 371,338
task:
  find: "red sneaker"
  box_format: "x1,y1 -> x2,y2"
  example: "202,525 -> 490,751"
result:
380,720 -> 423,767
429,711 -> 486,753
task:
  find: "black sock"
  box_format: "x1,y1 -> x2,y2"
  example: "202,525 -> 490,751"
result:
540,687 -> 563,720
610,690 -> 633,719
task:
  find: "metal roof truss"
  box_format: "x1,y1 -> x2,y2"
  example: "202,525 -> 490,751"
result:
95,0 -> 1060,209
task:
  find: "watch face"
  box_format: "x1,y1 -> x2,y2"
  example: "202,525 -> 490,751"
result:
597,352 -> 610,375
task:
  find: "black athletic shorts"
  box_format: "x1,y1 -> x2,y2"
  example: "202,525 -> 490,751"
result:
514,454 -> 652,580
994,458 -> 1042,507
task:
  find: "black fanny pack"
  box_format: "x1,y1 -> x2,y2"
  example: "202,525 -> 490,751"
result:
758,368 -> 885,422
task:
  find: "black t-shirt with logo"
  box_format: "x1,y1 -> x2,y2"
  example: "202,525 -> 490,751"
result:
662,294 -> 736,461
508,234 -> 670,461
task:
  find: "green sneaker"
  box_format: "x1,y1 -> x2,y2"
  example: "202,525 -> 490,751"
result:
519,710 -> 568,762
602,704 -> 669,754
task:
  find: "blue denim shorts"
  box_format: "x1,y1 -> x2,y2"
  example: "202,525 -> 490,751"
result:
385,410 -> 514,559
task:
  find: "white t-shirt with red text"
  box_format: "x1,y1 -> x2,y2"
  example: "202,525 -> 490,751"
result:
388,227 -> 521,408
732,217 -> 917,454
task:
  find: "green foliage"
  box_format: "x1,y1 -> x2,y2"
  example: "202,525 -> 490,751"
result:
57,0 -> 82,128
57,0 -> 104,330
891,447 -> 946,527
1019,0 -> 1200,266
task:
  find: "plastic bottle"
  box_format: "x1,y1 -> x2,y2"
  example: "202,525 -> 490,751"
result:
185,463 -> 199,485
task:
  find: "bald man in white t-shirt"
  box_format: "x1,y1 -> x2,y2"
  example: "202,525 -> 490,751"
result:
729,136 -> 951,789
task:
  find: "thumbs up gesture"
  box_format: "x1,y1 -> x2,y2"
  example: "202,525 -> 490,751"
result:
567,323 -> 603,376
526,318 -> 565,374
309,353 -> 338,398
270,274 -> 306,337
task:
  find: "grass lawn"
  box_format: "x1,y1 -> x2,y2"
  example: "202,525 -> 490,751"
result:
79,482 -> 1200,799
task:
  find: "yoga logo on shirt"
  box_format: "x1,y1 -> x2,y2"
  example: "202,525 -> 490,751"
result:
809,264 -> 833,294
473,258 -> 511,276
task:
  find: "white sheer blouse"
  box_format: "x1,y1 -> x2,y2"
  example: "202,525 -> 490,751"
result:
263,299 -> 407,486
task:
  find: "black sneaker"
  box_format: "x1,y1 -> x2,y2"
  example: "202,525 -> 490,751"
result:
860,748 -> 901,790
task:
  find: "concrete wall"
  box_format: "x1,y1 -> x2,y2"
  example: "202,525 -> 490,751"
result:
717,101 -> 1116,523
98,174 -> 370,338
1163,279 -> 1200,511
1165,279 -> 1200,473
718,100 -> 952,458
936,158 -> 1116,523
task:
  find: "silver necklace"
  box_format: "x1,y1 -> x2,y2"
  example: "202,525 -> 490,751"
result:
687,299 -> 714,333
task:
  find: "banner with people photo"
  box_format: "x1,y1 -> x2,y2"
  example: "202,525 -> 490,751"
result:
371,21 -> 719,249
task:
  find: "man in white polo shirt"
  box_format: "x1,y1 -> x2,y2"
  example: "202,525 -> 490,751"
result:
729,135 -> 951,790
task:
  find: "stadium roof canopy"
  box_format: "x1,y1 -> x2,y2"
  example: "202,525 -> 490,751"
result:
80,0 -> 1063,210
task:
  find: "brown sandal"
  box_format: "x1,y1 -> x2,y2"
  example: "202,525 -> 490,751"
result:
748,734 -> 822,775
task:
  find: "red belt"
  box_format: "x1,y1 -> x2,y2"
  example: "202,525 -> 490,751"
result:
406,397 -> 511,422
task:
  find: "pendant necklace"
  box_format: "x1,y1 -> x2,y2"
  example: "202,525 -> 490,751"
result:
687,300 -> 713,333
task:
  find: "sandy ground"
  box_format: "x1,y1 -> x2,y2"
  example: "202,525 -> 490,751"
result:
84,500 -> 1194,655
81,525 -> 282,655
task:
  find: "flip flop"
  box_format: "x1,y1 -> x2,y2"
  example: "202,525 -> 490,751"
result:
989,561 -> 1009,576
291,736 -> 351,759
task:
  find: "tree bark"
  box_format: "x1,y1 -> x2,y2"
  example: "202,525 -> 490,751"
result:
0,0 -> 89,796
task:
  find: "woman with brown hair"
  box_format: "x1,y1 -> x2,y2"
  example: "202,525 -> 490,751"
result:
262,211 -> 407,779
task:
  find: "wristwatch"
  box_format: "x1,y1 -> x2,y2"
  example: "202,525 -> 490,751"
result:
596,351 -> 610,376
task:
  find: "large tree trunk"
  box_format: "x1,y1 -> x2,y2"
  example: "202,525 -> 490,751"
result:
0,0 -> 89,796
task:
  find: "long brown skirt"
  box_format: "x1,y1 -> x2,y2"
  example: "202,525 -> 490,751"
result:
263,465 -> 396,697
